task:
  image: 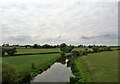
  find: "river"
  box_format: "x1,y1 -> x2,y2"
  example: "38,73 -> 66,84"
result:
31,58 -> 74,83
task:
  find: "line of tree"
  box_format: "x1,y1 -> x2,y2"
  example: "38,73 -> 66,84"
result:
2,43 -> 119,49
60,43 -> 74,53
92,45 -> 112,53
32,44 -> 60,49
2,48 -> 17,56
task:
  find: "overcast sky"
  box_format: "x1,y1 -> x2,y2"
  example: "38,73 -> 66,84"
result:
0,0 -> 119,45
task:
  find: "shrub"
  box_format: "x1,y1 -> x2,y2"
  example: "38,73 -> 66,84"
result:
60,43 -> 74,53
31,62 -> 36,69
100,47 -> 112,51
85,48 -> 88,52
4,48 -> 17,56
71,50 -> 80,57
70,77 -> 78,84
82,51 -> 87,55
60,51 -> 66,57
2,63 -> 18,84
92,46 -> 100,53
60,43 -> 67,52
20,69 -> 31,84
106,47 -> 112,51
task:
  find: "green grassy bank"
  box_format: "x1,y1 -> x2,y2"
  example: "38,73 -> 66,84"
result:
2,53 -> 60,83
73,50 -> 118,83
3,53 -> 60,72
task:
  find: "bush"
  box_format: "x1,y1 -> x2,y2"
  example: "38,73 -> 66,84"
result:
60,51 -> 66,57
106,47 -> 112,51
3,48 -> 17,56
60,43 -> 67,52
82,51 -> 87,55
100,47 -> 112,51
85,48 -> 88,52
60,43 -> 74,53
70,77 -> 78,84
8,48 -> 17,56
20,69 -> 31,84
92,46 -> 100,53
71,50 -> 80,57
2,63 -> 18,84
31,62 -> 36,69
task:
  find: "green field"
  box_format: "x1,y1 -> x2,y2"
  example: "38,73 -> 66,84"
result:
75,50 -> 118,82
2,47 -> 60,54
2,46 -> 25,49
16,48 -> 60,54
2,46 -> 119,83
2,53 -> 60,72
74,48 -> 93,51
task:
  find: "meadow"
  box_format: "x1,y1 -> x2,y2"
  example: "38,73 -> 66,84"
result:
2,46 -> 62,83
74,48 -> 93,52
2,53 -> 60,72
2,46 -> 60,54
16,48 -> 60,54
74,50 -> 118,82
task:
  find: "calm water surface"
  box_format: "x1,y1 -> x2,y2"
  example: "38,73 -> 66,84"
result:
31,59 -> 74,83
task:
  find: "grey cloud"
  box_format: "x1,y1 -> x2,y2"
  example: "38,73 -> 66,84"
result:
8,35 -> 32,42
40,35 -> 67,43
81,34 -> 111,40
0,1 -> 118,45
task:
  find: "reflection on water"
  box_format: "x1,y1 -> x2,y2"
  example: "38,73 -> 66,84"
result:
31,59 -> 74,83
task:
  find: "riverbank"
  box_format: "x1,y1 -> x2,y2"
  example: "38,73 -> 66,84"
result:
70,50 -> 118,83
2,53 -> 60,83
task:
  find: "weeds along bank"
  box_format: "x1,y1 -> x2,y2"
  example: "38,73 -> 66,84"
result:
2,53 -> 60,84
69,50 -> 118,83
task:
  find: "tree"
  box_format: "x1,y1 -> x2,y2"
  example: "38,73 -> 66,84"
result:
68,45 -> 74,52
60,43 -> 74,53
92,46 -> 100,53
60,43 -> 67,52
7,48 -> 17,56
105,47 -> 112,51
2,44 -> 5,47
88,45 -> 94,48
60,51 -> 66,58
78,45 -> 83,48
71,50 -> 80,57
42,44 -> 51,48
25,45 -> 31,49
33,44 -> 39,48
85,48 -> 88,52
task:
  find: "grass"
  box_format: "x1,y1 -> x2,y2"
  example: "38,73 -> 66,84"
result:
74,48 -> 93,51
2,46 -> 60,54
2,46 -> 25,49
75,50 -> 118,82
16,48 -> 60,54
2,53 -> 60,72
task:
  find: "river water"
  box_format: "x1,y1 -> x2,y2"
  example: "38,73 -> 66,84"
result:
31,59 -> 74,83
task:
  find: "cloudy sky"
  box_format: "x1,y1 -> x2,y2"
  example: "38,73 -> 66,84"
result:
0,0 -> 119,45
